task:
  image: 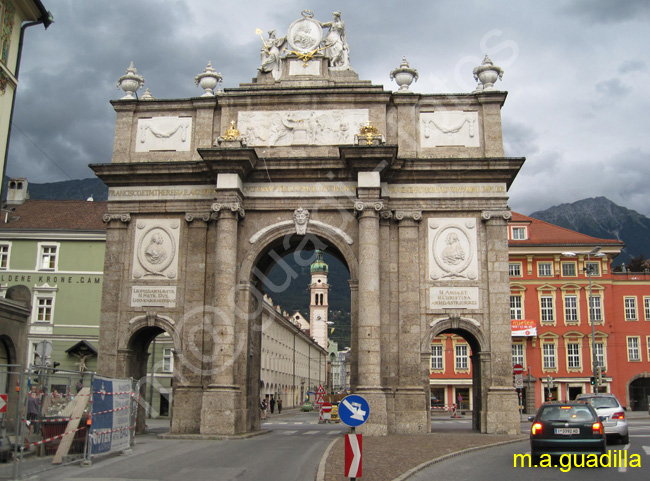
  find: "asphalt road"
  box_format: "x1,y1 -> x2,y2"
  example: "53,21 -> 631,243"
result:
18,411 -> 345,481
408,417 -> 650,481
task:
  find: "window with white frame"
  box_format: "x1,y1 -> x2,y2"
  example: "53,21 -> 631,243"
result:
540,295 -> 554,323
162,348 -> 174,373
594,342 -> 605,369
509,263 -> 522,277
564,295 -> 578,323
567,342 -> 580,369
644,297 -> 650,321
589,295 -> 603,323
38,244 -> 59,271
511,227 -> 527,240
585,261 -> 600,276
647,336 -> 650,362
0,243 -> 9,270
36,297 -> 53,323
512,343 -> 524,367
627,336 -> 640,362
542,342 -> 556,369
510,295 -> 523,320
430,344 -> 443,370
624,297 -> 638,321
538,262 -> 553,277
455,344 -> 468,370
561,262 -> 576,277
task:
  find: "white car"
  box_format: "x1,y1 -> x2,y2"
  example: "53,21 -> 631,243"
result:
576,393 -> 629,444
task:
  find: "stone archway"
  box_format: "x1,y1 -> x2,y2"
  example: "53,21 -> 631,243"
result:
117,313 -> 181,433
95,14 -> 523,435
237,224 -> 357,430
425,315 -> 488,432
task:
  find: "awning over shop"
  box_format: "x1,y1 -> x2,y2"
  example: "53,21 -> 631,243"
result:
511,319 -> 537,337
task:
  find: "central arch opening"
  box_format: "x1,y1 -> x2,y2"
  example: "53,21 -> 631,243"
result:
248,231 -> 353,417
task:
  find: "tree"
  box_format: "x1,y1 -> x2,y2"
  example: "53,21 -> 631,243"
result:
626,254 -> 645,272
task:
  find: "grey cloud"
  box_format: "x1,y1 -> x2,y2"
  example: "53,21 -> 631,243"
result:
560,0 -> 650,24
595,78 -> 629,99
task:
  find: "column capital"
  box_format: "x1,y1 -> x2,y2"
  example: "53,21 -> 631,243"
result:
185,212 -> 216,223
354,199 -> 384,216
212,201 -> 245,219
481,210 -> 512,222
394,210 -> 422,223
102,213 -> 131,224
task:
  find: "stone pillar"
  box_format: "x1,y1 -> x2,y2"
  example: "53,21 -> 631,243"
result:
393,210 -> 428,433
477,93 -> 506,158
97,213 -> 131,376
348,279 -> 359,390
200,197 -> 245,435
482,210 -> 519,434
169,212 -> 214,435
354,171 -> 388,436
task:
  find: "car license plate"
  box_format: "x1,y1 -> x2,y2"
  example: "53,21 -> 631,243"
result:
554,428 -> 580,435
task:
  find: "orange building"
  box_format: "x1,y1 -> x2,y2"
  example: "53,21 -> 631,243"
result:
430,213 -> 650,414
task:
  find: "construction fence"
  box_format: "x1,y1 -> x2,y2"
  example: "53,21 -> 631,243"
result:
0,364 -> 138,479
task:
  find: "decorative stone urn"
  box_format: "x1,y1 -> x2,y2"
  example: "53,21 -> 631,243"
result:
390,57 -> 418,92
472,55 -> 504,92
116,62 -> 145,99
194,62 -> 223,97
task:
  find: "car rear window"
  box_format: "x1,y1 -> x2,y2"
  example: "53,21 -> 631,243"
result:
584,397 -> 618,409
540,406 -> 595,422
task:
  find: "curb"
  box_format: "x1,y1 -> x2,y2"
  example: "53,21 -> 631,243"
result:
315,437 -> 340,481
391,437 -> 528,481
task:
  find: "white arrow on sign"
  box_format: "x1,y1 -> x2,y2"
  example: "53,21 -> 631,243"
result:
342,399 -> 367,421
0,394 -> 7,413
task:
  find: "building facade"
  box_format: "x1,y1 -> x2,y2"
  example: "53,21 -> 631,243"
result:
430,212 -> 650,413
0,0 -> 51,197
0,181 -> 106,378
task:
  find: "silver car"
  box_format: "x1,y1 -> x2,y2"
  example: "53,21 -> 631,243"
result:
576,393 -> 629,444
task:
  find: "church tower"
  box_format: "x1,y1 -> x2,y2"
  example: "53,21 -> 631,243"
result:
309,250 -> 329,350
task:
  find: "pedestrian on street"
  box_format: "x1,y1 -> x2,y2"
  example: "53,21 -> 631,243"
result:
277,398 -> 282,414
26,386 -> 40,434
260,399 -> 267,420
270,394 -> 275,414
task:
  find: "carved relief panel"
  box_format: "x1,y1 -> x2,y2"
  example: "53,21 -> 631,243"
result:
420,111 -> 479,148
238,109 -> 368,146
428,217 -> 478,280
135,116 -> 192,152
132,219 -> 181,279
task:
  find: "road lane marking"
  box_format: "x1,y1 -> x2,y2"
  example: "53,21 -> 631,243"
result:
278,430 -> 297,435
303,430 -> 320,435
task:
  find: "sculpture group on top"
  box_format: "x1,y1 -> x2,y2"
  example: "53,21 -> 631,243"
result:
258,10 -> 352,79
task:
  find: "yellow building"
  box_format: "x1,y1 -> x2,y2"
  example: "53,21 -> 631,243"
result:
0,0 -> 52,197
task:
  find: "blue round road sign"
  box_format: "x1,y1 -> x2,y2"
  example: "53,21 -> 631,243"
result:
338,394 -> 370,427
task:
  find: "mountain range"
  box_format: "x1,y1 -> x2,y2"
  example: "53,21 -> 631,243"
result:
530,196 -> 649,266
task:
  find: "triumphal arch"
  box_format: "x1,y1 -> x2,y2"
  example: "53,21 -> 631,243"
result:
94,10 -> 524,436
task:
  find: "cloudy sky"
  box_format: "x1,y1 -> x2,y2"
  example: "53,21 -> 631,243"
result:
6,0 -> 650,216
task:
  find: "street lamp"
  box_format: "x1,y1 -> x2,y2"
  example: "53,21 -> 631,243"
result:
562,246 -> 607,393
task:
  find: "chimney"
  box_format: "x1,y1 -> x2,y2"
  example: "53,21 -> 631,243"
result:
6,178 -> 29,205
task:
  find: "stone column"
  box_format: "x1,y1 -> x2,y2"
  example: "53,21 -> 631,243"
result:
200,199 -> 245,435
481,210 -> 519,434
97,213 -> 131,377
393,210 -> 428,433
354,170 -> 388,435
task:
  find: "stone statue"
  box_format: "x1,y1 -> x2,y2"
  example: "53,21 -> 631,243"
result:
145,233 -> 168,265
320,11 -> 351,70
293,207 -> 310,235
258,29 -> 286,80
441,232 -> 466,265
